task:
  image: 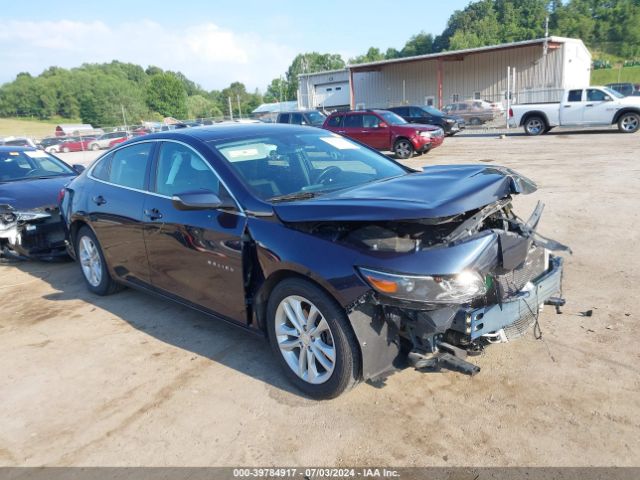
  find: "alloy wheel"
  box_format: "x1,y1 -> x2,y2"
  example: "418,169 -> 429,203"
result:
621,114 -> 639,132
394,140 -> 412,159
79,236 -> 102,287
274,295 -> 336,385
526,118 -> 543,135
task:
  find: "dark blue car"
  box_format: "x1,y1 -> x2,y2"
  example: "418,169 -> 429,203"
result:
0,146 -> 81,259
60,124 -> 568,398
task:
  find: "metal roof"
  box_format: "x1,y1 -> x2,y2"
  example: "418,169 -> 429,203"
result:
347,36 -> 586,71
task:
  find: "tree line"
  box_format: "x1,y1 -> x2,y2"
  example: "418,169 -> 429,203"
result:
1,0 -> 638,126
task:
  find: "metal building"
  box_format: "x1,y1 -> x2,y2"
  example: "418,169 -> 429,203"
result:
298,37 -> 591,112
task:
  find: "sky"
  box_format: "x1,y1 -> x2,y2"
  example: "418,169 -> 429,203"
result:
0,0 -> 473,92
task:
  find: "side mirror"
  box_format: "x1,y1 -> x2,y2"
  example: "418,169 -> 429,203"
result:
605,96 -> 613,101
172,191 -> 233,211
72,164 -> 86,173
378,122 -> 388,128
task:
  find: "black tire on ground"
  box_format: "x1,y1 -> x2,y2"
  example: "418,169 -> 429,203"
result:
469,117 -> 482,125
617,112 -> 640,133
75,226 -> 122,296
62,147 -> 70,153
523,116 -> 546,136
266,278 -> 361,399
393,138 -> 414,159
90,143 -> 99,151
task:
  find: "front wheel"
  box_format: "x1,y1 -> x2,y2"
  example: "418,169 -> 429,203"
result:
393,138 -> 414,159
267,278 -> 361,399
524,116 -> 546,136
90,143 -> 99,151
618,112 -> 640,133
76,226 -> 122,296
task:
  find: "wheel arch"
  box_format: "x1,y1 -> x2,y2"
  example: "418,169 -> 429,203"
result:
612,108 -> 640,125
520,111 -> 549,127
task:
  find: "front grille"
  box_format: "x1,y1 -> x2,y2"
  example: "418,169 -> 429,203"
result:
496,246 -> 546,299
502,299 -> 538,340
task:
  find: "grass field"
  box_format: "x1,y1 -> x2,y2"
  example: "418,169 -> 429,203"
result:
0,117 -> 81,139
591,66 -> 640,85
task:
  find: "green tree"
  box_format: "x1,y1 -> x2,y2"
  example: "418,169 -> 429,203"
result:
283,52 -> 346,100
145,73 -> 187,119
349,47 -> 386,65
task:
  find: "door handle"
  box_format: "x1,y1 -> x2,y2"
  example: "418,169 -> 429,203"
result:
144,208 -> 163,221
585,104 -> 594,107
563,105 -> 571,108
91,195 -> 106,206
337,130 -> 346,133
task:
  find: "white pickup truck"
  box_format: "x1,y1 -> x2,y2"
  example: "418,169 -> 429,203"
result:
509,86 -> 640,135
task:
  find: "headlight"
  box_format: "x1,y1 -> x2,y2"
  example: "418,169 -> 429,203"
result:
15,211 -> 51,222
445,118 -> 456,124
358,267 -> 487,304
419,131 -> 432,138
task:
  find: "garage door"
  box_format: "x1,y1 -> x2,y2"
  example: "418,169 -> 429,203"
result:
314,81 -> 349,108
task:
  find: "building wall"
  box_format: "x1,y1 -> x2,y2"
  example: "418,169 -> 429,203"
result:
298,70 -> 349,110
352,44 -> 568,109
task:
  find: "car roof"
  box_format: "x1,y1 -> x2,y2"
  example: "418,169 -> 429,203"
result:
134,122 -> 322,143
0,145 -> 36,152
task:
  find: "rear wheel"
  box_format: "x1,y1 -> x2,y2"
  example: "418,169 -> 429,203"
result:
76,226 -> 121,296
524,116 -> 546,136
469,117 -> 482,125
267,278 -> 360,399
90,143 -> 99,151
62,147 -> 70,153
393,138 -> 414,159
618,112 -> 640,133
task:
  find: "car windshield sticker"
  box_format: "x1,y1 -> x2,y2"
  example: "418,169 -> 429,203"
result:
319,137 -> 359,150
25,150 -> 50,158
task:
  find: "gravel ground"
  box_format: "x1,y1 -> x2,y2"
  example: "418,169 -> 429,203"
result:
2,129 -> 639,467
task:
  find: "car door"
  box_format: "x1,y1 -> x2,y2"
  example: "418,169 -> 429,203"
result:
341,113 -> 365,143
142,140 -> 248,323
583,88 -> 616,125
560,89 -> 586,125
87,142 -> 153,286
360,113 -> 390,149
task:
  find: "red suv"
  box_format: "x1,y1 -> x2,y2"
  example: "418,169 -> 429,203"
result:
322,109 -> 444,159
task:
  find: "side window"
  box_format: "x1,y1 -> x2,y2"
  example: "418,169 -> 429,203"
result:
290,113 -> 304,124
394,107 -> 408,116
343,114 -> 363,128
587,89 -> 608,102
154,142 -> 220,197
326,115 -> 343,127
409,107 -> 423,117
109,143 -> 152,189
92,153 -> 112,181
567,90 -> 583,102
278,113 -> 290,123
362,114 -> 380,128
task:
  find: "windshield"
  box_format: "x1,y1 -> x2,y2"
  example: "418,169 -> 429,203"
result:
603,87 -> 625,98
0,149 -> 76,182
209,131 -> 407,202
377,111 -> 407,125
306,111 -> 326,125
421,106 -> 444,116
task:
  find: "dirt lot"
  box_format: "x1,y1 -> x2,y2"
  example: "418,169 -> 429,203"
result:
2,130 -> 639,467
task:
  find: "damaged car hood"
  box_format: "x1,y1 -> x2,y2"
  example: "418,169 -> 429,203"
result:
0,175 -> 74,210
274,165 -> 537,222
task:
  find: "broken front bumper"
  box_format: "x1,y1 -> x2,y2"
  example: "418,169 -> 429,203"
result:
464,255 -> 563,341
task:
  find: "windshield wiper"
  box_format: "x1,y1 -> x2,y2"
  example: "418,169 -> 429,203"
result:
269,191 -> 319,203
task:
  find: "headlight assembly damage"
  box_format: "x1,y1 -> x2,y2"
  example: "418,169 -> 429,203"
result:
0,204 -> 67,260
290,196 -> 570,381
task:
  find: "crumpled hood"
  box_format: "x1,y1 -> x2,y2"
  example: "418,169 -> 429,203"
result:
0,175 -> 74,211
274,165 -> 536,222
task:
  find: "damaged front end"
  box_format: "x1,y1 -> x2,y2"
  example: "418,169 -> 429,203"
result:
0,204 -> 68,260
288,194 -> 569,380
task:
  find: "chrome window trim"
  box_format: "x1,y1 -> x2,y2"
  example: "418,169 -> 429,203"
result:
87,138 -> 245,216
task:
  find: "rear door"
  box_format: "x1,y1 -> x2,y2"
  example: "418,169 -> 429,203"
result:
87,142 -> 153,286
142,140 -> 248,323
341,113 -> 364,143
560,89 -> 586,125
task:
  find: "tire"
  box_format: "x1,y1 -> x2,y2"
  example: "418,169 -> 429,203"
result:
90,143 -> 99,151
393,138 -> 414,159
469,117 -> 482,125
617,112 -> 640,133
266,278 -> 361,399
75,226 -> 122,296
524,116 -> 546,136
62,147 -> 70,153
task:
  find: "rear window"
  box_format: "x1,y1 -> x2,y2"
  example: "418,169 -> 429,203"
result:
91,143 -> 152,189
567,90 -> 583,102
343,114 -> 363,128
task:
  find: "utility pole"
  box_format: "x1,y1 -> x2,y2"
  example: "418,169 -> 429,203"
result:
543,16 -> 549,58
237,94 -> 242,119
228,96 -> 233,121
121,104 -> 128,131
